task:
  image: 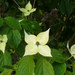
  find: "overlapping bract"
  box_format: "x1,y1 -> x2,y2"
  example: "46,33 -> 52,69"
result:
24,28 -> 52,57
0,35 -> 8,53
19,1 -> 36,16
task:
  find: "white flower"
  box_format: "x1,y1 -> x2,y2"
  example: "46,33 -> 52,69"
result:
67,42 -> 75,58
24,28 -> 52,57
0,35 -> 8,53
19,1 -> 36,16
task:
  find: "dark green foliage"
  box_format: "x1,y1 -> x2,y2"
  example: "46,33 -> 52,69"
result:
0,0 -> 75,75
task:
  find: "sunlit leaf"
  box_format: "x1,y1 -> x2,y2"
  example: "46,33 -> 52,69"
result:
34,58 -> 54,75
16,56 -> 34,75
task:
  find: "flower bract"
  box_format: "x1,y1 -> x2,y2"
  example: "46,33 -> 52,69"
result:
19,1 -> 36,16
70,44 -> 75,58
0,35 -> 8,53
67,42 -> 75,59
24,28 -> 52,57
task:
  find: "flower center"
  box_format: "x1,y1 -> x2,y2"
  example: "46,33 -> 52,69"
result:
27,10 -> 30,12
0,40 -> 3,43
36,41 -> 40,46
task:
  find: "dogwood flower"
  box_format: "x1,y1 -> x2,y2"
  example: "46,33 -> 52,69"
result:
0,35 -> 7,53
24,28 -> 52,57
19,1 -> 36,16
67,42 -> 75,59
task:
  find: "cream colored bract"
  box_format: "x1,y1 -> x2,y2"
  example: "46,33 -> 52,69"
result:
19,1 -> 36,16
70,44 -> 75,58
24,28 -> 52,57
67,42 -> 75,59
0,35 -> 8,53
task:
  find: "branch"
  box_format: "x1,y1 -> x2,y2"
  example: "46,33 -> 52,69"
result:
69,32 -> 75,47
31,0 -> 36,18
0,0 -> 7,6
25,0 -> 27,3
13,0 -> 20,8
48,18 -> 68,43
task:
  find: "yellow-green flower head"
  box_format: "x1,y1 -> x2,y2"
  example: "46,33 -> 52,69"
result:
19,1 -> 36,16
67,42 -> 75,59
24,28 -> 52,57
0,35 -> 7,53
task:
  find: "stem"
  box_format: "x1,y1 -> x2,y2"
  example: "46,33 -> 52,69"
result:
48,18 -> 68,43
0,0 -> 7,6
26,0 -> 27,3
13,0 -> 20,8
66,55 -> 73,61
31,0 -> 36,18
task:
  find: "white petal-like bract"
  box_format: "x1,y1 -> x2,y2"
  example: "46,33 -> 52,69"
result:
24,12 -> 30,16
3,35 -> 8,43
0,43 -> 6,53
37,28 -> 50,45
24,44 -> 38,56
30,8 -> 36,13
70,44 -> 75,58
24,30 -> 36,44
19,8 -> 27,12
25,1 -> 32,10
38,45 -> 52,57
0,35 -> 7,53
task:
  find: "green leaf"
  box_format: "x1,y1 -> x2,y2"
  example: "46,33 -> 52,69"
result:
16,56 -> 34,75
0,51 -> 3,58
2,65 -> 13,69
0,69 -> 13,75
53,62 -> 66,75
7,29 -> 21,48
59,0 -> 73,16
51,49 -> 65,63
64,70 -> 73,75
21,19 -> 42,33
30,21 -> 42,33
73,62 -> 75,75
5,17 -> 21,30
0,17 -> 3,27
16,43 -> 25,56
0,51 -> 12,72
49,0 -> 60,10
0,26 -> 10,35
34,58 -> 54,75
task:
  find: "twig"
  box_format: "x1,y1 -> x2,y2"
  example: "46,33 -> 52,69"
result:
13,0 -> 20,8
26,0 -> 27,3
31,0 -> 36,18
69,32 -> 75,47
33,0 -> 36,8
48,18 -> 68,43
0,0 -> 7,6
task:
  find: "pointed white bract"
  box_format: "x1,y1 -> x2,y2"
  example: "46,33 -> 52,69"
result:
24,28 -> 52,57
0,35 -> 8,53
70,44 -> 75,58
67,42 -> 75,59
19,1 -> 36,16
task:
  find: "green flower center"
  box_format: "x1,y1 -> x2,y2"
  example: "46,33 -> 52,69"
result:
36,41 -> 40,46
0,40 -> 3,43
27,10 -> 30,12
